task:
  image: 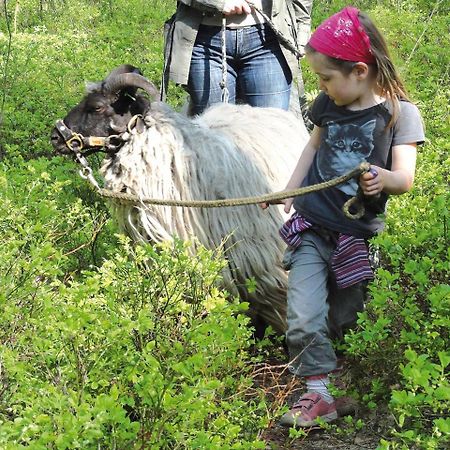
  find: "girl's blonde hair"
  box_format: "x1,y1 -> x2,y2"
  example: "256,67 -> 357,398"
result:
306,11 -> 410,127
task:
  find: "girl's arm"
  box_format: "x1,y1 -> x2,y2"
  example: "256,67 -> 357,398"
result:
359,143 -> 417,196
261,126 -> 321,213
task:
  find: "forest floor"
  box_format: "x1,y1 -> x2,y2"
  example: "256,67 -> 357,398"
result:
253,355 -> 393,449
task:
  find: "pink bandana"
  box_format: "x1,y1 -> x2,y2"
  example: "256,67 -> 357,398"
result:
308,6 -> 376,64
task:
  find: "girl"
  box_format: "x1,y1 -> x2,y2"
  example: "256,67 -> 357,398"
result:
263,6 -> 425,427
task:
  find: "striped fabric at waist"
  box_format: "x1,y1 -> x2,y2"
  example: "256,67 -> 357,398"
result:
279,212 -> 374,289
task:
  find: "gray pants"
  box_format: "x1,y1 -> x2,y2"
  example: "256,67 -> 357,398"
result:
283,230 -> 367,377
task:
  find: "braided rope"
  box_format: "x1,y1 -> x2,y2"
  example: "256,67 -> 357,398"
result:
95,162 -> 370,211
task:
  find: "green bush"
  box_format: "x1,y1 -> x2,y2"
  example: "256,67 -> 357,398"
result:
0,159 -> 267,448
345,181 -> 449,449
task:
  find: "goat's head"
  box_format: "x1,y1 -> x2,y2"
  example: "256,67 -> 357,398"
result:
51,64 -> 159,155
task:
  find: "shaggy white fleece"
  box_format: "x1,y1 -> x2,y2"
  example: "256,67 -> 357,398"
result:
100,102 -> 309,333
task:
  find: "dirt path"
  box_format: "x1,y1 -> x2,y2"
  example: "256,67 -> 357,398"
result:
262,411 -> 388,449
253,355 -> 392,449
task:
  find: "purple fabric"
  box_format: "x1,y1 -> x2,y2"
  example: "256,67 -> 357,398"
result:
280,212 -> 374,288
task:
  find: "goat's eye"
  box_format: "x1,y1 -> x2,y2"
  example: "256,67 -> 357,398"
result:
94,105 -> 104,113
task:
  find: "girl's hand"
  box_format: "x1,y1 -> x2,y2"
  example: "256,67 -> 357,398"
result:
282,197 -> 294,213
260,197 -> 294,213
359,144 -> 417,196
359,166 -> 384,196
223,0 -> 252,15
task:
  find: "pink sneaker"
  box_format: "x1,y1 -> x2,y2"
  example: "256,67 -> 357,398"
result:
279,392 -> 338,428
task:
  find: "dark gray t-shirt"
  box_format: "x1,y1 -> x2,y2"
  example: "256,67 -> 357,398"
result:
293,92 -> 425,238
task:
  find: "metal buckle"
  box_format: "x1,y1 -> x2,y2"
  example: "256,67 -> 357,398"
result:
66,134 -> 84,151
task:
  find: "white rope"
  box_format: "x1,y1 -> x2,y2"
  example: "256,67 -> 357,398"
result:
219,16 -> 230,103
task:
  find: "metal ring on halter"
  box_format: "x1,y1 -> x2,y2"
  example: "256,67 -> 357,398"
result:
79,166 -> 93,179
66,134 -> 84,151
79,166 -> 100,190
127,114 -> 143,133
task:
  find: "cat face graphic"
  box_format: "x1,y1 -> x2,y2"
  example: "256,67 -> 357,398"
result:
325,121 -> 376,156
318,119 -> 377,196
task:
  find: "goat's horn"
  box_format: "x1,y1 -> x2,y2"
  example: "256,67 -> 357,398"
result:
103,73 -> 159,98
105,64 -> 141,79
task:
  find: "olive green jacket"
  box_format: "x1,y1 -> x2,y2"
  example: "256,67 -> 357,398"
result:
165,0 -> 312,87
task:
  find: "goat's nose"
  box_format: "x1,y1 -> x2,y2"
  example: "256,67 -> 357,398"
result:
50,129 -> 61,143
50,128 -> 68,153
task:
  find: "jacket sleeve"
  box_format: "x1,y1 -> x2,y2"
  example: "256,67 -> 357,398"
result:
177,0 -> 226,13
291,0 -> 313,50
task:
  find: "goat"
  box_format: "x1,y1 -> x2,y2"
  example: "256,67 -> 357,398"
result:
51,65 -> 309,334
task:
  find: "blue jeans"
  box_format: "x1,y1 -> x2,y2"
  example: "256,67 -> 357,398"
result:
188,23 -> 292,115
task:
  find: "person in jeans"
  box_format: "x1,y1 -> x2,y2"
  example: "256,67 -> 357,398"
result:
163,0 -> 313,115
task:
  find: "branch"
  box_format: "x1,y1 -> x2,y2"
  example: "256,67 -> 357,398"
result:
1,0 -> 13,114
406,0 -> 445,65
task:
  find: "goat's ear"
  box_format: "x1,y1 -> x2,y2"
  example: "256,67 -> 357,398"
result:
109,64 -> 142,77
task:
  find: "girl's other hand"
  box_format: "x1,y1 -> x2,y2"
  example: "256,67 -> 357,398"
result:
223,0 -> 252,15
359,166 -> 384,196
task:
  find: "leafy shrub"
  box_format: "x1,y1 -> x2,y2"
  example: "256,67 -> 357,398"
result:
0,159 -> 267,448
345,188 -> 449,449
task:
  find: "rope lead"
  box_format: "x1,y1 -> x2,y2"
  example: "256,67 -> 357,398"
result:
69,114 -> 371,219
91,162 -> 370,219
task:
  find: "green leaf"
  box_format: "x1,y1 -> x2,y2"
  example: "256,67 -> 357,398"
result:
434,386 -> 450,401
438,351 -> 450,369
434,417 -> 450,434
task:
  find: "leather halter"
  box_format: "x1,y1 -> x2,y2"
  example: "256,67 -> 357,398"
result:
54,119 -> 124,156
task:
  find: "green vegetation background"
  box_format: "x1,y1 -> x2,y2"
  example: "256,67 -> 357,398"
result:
0,0 -> 448,448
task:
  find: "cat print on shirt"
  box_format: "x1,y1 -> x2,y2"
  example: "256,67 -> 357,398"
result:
317,119 -> 377,196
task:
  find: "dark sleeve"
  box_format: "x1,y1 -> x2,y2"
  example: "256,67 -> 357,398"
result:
309,91 -> 330,127
393,101 -> 425,146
